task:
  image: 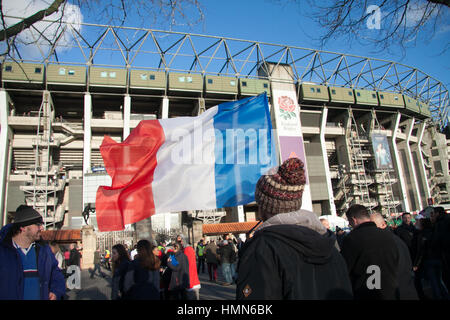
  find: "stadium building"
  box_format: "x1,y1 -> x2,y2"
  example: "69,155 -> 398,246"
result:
1,22 -> 449,240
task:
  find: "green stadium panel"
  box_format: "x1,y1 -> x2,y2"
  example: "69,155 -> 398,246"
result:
168,73 -> 203,92
419,100 -> 431,118
354,89 -> 379,106
239,78 -> 271,96
328,86 -> 355,104
205,75 -> 238,94
46,64 -> 86,85
89,67 -> 127,87
130,70 -> 166,90
2,62 -> 44,83
299,84 -> 329,102
378,91 -> 404,109
403,95 -> 420,114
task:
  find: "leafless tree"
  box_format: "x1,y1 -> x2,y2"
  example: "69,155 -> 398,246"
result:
276,0 -> 449,54
0,0 -> 204,58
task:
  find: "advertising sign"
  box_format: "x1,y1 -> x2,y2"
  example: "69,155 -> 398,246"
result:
371,133 -> 393,170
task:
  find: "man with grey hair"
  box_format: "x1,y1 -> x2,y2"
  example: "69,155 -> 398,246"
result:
370,212 -> 418,300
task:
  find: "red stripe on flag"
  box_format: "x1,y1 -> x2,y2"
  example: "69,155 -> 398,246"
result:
95,120 -> 165,231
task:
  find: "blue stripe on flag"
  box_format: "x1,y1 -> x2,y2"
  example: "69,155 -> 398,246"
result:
213,93 -> 278,208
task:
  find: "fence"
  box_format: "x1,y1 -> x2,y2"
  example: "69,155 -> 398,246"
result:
96,230 -> 135,252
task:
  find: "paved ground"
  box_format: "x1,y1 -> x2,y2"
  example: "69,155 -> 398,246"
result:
65,265 -> 236,300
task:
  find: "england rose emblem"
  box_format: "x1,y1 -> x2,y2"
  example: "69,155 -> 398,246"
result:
278,96 -> 296,120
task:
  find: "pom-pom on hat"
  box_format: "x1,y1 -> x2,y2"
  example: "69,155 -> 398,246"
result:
255,157 -> 306,215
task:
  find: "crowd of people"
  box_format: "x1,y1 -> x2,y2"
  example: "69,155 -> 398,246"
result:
235,157 -> 450,300
1,158 -> 449,301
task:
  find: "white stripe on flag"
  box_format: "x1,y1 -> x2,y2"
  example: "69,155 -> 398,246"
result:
153,107 -> 218,213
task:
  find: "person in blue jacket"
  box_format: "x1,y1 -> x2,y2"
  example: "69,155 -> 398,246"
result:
0,205 -> 66,300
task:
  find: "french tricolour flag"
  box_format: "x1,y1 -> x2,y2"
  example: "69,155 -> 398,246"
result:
95,93 -> 277,232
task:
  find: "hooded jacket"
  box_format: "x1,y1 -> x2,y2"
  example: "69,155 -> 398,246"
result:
0,224 -> 66,300
236,210 -> 353,300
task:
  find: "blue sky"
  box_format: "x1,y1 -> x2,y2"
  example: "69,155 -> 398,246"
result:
3,0 -> 450,89
188,1 -> 450,88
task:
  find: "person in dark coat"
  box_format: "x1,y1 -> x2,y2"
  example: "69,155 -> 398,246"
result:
68,243 -> 81,267
205,240 -> 219,282
217,240 -> 236,285
236,158 -> 353,300
110,243 -> 131,300
430,206 -> 450,293
0,205 -> 65,300
395,212 -> 416,256
370,212 -> 418,300
167,242 -> 190,300
341,205 -> 400,300
413,208 -> 449,300
122,240 -> 160,300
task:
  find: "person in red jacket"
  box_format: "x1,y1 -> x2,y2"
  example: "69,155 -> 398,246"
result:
176,235 -> 201,300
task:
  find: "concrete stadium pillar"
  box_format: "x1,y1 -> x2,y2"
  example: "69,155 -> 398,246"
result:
263,63 -> 313,211
0,90 -> 12,226
123,94 -> 131,140
320,107 -> 336,216
390,113 -> 410,212
83,93 -> 92,174
415,122 -> 431,206
82,94 -> 92,212
405,118 -> 423,211
161,96 -> 169,119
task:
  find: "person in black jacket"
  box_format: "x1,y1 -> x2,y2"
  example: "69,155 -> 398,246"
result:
430,206 -> 450,293
414,208 -> 449,300
122,240 -> 160,300
370,212 -> 418,300
341,205 -> 400,300
236,158 -> 353,300
395,212 -> 416,257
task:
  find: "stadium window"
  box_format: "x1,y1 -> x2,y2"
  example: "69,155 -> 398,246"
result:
348,91 -> 353,96
331,89 -> 336,95
34,67 -> 42,74
149,74 -> 156,80
4,65 -> 12,72
109,72 -> 116,78
230,80 -> 236,86
68,70 -> 75,76
58,68 -> 66,75
263,83 -> 268,88
101,72 -> 108,78
310,87 -> 315,93
242,81 -> 247,87
187,77 -> 193,83
357,92 -> 361,97
317,88 -> 321,93
140,74 -> 148,80
394,96 -> 398,100
372,94 -> 376,99
208,79 -> 213,84
178,77 -> 185,82
380,94 -> 384,99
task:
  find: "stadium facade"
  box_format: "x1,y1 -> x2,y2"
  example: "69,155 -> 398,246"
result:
0,22 -> 449,233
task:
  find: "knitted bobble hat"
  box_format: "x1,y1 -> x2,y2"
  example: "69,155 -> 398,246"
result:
255,157 -> 306,215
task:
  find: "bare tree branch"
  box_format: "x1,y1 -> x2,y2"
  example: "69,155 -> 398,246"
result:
0,0 -> 65,41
